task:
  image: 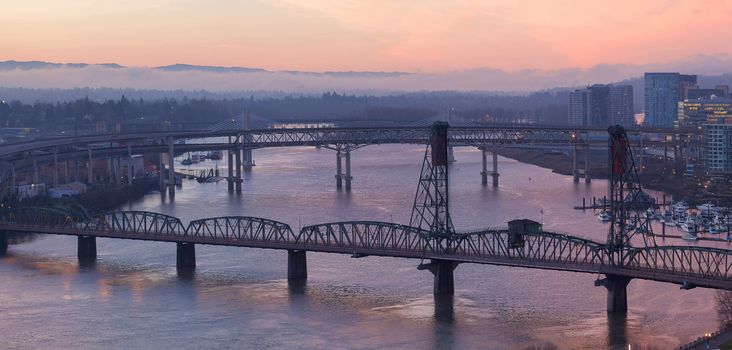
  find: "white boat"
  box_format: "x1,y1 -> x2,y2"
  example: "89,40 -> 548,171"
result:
708,225 -> 719,234
596,212 -> 611,222
681,231 -> 698,241
681,217 -> 697,234
191,153 -> 206,163
697,202 -> 716,216
645,208 -> 657,220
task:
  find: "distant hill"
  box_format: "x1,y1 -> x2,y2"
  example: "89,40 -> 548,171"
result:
0,60 -> 123,70
0,60 -> 408,77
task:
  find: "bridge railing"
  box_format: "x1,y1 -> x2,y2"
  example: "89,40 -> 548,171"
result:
440,229 -> 608,268
624,246 -> 732,281
298,221 -> 432,253
83,211 -> 187,236
186,216 -> 296,243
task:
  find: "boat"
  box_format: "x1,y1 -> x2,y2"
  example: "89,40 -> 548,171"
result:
708,225 -> 719,235
661,211 -> 675,226
645,208 -> 656,220
697,202 -> 716,216
181,156 -> 193,166
596,212 -> 611,222
681,217 -> 697,234
191,153 -> 206,163
673,201 -> 689,217
681,231 -> 698,241
207,150 -> 223,160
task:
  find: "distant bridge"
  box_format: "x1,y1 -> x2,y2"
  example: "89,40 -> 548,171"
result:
0,124 -> 697,194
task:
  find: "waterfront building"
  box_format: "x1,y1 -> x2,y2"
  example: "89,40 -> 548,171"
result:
703,117 -> 732,174
568,84 -> 633,127
677,98 -> 732,128
644,73 -> 697,127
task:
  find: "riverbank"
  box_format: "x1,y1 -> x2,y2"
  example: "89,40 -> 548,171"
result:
496,148 -> 732,206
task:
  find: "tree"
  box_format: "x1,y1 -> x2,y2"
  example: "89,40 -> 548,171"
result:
716,291 -> 732,327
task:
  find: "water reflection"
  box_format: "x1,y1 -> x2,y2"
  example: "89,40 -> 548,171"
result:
433,294 -> 455,322
176,267 -> 196,281
607,312 -> 628,349
288,279 -> 307,294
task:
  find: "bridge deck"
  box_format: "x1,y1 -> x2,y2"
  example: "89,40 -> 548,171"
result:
1,210 -> 729,291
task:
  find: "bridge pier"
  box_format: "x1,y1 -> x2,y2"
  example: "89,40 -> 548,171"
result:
595,274 -> 632,313
344,150 -> 352,191
447,145 -> 456,163
167,137 -> 176,197
0,230 -> 8,256
227,149 -> 234,193
480,149 -> 488,185
584,144 -> 591,183
287,249 -> 307,281
234,148 -> 242,193
176,242 -> 196,269
335,151 -> 343,190
573,144 -> 580,183
419,259 -> 459,295
77,236 -> 97,261
491,150 -> 499,187
243,148 -> 254,170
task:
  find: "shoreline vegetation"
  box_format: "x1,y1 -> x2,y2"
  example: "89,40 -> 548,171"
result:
5,177 -> 159,245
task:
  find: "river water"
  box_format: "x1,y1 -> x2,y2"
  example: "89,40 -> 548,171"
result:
0,145 -> 727,349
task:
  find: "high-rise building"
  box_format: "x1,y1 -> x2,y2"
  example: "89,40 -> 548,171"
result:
568,84 -> 633,127
703,117 -> 732,174
568,89 -> 591,126
644,73 -> 697,127
609,85 -> 634,126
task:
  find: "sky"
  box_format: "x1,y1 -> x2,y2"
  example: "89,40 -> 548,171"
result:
2,0 -> 732,73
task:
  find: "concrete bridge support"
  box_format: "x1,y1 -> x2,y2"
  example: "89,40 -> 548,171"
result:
420,259 -> 459,295
584,145 -> 591,183
491,150 -> 499,187
243,148 -> 254,170
344,150 -> 352,191
176,242 -> 196,269
158,152 -> 165,191
0,230 -> 7,256
447,145 -> 456,163
335,151 -> 343,190
77,236 -> 97,261
167,137 -> 176,197
595,274 -> 632,313
227,150 -> 234,193
481,149 -> 488,185
573,144 -> 580,183
287,249 -> 307,281
234,149 -> 242,193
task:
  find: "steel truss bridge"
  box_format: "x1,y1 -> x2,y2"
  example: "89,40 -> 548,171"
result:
0,208 -> 729,291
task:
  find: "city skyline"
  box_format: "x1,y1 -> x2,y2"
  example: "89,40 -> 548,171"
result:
2,0 -> 732,72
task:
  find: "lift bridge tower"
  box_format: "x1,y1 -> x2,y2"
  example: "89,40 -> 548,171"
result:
597,124 -> 657,313
412,122 -> 460,294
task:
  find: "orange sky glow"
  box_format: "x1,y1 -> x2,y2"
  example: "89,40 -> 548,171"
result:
2,0 -> 732,72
